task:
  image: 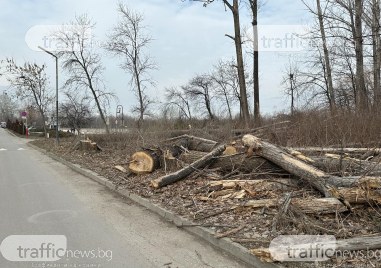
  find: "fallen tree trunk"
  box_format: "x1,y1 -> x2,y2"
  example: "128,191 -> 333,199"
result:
326,176 -> 381,188
151,145 -> 226,188
208,179 -> 297,191
290,147 -> 381,155
311,155 -> 381,176
177,151 -> 284,174
336,235 -> 381,251
242,135 -> 340,198
242,197 -> 348,214
337,187 -> 381,204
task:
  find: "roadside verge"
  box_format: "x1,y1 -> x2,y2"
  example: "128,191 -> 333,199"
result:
27,142 -> 278,268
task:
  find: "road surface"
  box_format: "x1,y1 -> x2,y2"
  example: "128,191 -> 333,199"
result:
0,128 -> 249,268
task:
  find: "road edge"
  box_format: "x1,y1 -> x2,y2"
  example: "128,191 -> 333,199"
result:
27,142 -> 278,268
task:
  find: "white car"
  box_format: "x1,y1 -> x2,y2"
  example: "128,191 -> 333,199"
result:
0,122 -> 6,128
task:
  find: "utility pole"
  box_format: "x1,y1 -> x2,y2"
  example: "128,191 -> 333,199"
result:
38,46 -> 59,144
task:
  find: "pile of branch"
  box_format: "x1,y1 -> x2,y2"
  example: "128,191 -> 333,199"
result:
125,133 -> 381,208
122,133 -> 381,264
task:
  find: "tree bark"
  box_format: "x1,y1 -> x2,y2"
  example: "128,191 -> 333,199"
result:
178,150 -> 284,174
151,145 -> 226,188
336,235 -> 381,251
242,135 -> 340,198
372,0 -> 381,107
250,0 -> 260,126
310,155 -> 381,176
224,0 -> 250,126
290,147 -> 381,155
208,179 -> 297,191
316,0 -> 336,112
354,0 -> 368,111
242,197 -> 347,214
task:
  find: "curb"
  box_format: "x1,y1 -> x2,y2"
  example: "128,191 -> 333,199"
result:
27,142 -> 278,268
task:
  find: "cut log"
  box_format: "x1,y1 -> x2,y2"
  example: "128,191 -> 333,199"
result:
311,154 -> 381,176
208,179 -> 297,191
337,187 -> 381,204
164,134 -> 218,152
242,197 -> 348,214
129,150 -> 161,174
284,148 -> 314,164
151,145 -> 226,188
242,135 -> 340,198
336,235 -> 381,251
178,151 -> 284,174
326,176 -> 381,188
290,147 -> 381,155
223,146 -> 238,155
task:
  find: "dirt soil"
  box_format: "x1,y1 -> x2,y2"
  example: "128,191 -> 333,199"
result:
30,135 -> 381,268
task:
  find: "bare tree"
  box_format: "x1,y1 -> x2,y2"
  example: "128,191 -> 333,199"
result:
106,3 -> 156,128
185,74 -> 216,120
187,0 -> 251,126
54,14 -> 111,133
210,59 -> 239,120
363,0 -> 381,107
165,86 -> 192,120
60,91 -> 92,133
5,58 -> 53,136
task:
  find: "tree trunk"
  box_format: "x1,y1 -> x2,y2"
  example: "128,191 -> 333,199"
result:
224,0 -> 250,126
310,155 -> 381,176
129,150 -> 161,174
178,150 -> 284,174
250,0 -> 260,126
354,0 -> 368,111
242,197 -> 347,214
208,179 -> 297,191
151,145 -> 226,188
205,95 -> 214,120
290,147 -> 381,155
242,135 -> 340,198
372,0 -> 381,107
336,235 -> 381,251
317,0 -> 336,112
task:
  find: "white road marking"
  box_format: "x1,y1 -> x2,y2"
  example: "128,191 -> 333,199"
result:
17,148 -> 26,151
0,148 -> 7,151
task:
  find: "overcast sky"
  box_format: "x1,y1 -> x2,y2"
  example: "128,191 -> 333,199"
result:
0,0 -> 313,118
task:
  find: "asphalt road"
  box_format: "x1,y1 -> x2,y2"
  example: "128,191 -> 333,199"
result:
0,128 -> 249,268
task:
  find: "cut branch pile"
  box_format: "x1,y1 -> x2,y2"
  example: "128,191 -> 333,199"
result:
124,133 -> 381,263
